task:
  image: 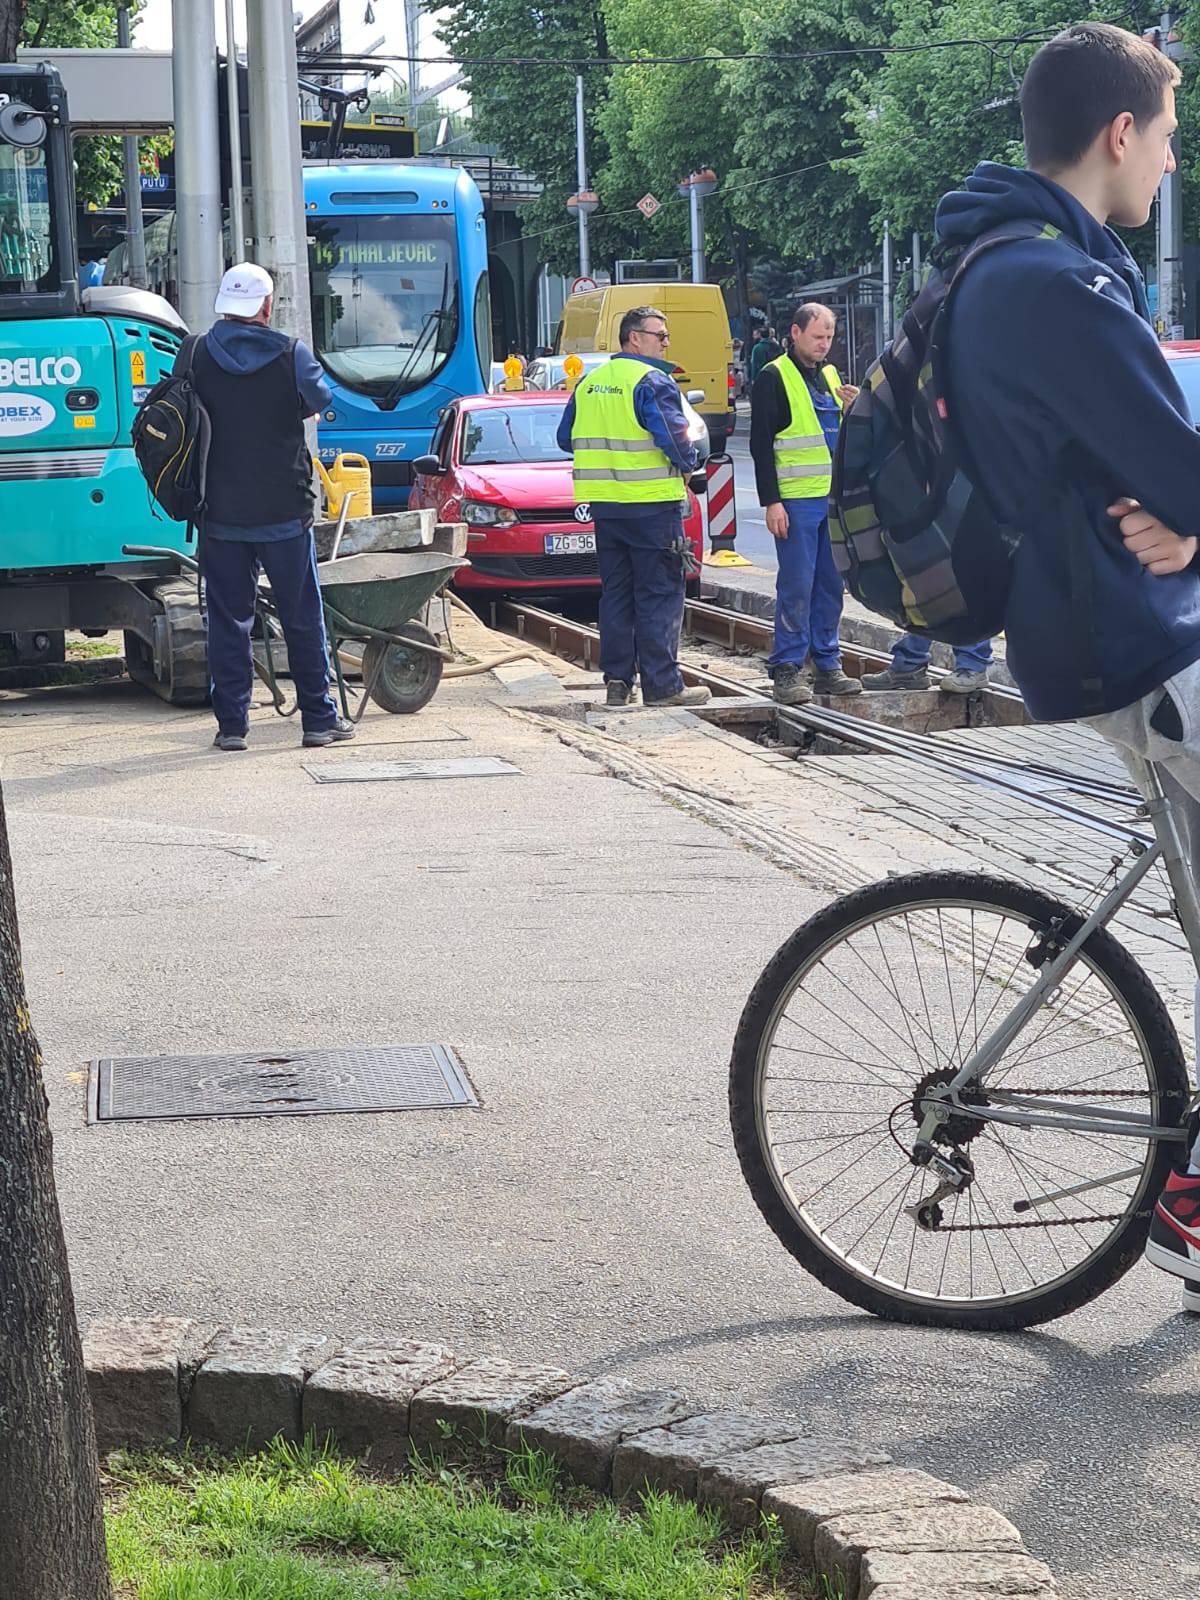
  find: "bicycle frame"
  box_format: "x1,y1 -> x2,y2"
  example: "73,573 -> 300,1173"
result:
915,760 -> 1200,1148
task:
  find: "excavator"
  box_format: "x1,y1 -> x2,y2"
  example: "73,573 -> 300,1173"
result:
0,61 -> 205,703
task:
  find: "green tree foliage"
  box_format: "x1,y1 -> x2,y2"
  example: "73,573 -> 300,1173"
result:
436,0 -> 636,271
718,0 -> 892,277
596,0 -> 742,263
850,0 -> 1159,245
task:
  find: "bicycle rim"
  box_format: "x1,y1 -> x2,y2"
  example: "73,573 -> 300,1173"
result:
747,880 -> 1184,1322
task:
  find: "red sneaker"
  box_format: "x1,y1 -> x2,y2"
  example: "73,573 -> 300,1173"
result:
1145,1169 -> 1200,1285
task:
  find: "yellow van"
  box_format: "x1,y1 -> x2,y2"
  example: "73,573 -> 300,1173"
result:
555,282 -> 735,452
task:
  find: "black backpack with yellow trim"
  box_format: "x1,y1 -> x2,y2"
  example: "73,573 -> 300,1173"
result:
131,333 -> 211,532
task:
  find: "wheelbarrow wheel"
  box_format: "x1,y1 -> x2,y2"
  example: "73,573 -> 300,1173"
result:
362,622 -> 443,714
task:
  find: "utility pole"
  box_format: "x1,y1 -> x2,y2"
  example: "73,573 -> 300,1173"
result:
678,169 -> 717,284
245,0 -> 314,346
882,219 -> 893,342
1155,10 -> 1185,337
171,0 -> 223,331
223,0 -> 246,258
566,73 -> 598,278
116,6 -> 147,288
403,0 -> 421,128
912,229 -> 921,297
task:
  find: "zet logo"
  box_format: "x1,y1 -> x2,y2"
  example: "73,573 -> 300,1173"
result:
0,393 -> 56,438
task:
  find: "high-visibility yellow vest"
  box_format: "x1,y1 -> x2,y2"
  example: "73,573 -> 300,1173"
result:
769,354 -> 843,500
570,357 -> 686,506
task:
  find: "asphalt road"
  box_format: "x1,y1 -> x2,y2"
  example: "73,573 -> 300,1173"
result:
5,671 -> 1199,1599
722,433 -> 777,572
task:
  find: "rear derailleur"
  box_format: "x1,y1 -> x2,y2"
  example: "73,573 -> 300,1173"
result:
904,1145 -> 975,1232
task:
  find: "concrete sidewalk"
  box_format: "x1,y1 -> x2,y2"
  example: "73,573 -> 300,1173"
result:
2,650 -> 1195,1600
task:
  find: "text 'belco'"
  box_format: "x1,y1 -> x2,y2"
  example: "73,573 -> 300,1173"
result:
0,357 -> 84,387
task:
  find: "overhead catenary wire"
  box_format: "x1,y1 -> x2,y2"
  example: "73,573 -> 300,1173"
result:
301,28 -> 1101,72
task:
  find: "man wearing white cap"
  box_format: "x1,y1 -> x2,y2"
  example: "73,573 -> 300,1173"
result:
183,261 -> 352,751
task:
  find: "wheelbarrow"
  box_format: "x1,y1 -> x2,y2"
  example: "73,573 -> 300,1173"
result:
122,544 -> 465,719
313,549 -> 463,718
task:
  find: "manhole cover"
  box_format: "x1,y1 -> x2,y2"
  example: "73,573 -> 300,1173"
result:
304,757 -> 521,784
88,1044 -> 477,1123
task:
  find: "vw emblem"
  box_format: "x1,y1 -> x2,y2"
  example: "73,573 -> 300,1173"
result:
574,503 -> 592,524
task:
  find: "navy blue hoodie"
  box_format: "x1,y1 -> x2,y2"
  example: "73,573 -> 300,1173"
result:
935,163 -> 1200,721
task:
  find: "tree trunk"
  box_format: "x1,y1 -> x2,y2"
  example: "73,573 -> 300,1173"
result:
723,208 -> 752,350
0,792 -> 111,1600
1,0 -> 27,63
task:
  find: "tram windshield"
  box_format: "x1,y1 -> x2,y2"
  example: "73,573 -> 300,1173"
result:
307,212 -> 460,398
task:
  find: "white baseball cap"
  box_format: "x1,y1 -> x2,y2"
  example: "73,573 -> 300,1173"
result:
214,261 -> 274,318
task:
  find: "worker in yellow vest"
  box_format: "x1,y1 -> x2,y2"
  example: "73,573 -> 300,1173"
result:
557,306 -> 710,708
749,302 -> 862,706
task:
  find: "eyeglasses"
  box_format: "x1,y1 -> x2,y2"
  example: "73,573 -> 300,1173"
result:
635,326 -> 669,342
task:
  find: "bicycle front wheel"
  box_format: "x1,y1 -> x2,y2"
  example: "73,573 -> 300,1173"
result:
730,872 -> 1189,1330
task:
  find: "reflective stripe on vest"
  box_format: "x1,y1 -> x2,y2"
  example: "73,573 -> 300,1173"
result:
769,355 -> 843,500
570,358 -> 686,505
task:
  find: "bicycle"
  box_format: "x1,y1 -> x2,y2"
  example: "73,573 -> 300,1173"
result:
729,758 -> 1200,1331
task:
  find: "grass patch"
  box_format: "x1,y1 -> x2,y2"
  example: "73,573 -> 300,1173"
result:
106,1434 -> 821,1599
66,636 -> 120,657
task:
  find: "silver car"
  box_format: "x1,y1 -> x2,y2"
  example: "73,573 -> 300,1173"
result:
524,352 -> 613,391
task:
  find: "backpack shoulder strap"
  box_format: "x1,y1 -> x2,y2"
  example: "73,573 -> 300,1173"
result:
177,332 -> 203,375
945,219 -> 1062,293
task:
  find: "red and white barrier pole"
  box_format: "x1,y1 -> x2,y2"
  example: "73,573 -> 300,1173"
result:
706,454 -> 736,554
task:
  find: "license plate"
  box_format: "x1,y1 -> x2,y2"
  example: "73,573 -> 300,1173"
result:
544,532 -> 596,555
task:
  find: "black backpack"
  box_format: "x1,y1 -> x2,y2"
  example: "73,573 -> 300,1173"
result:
131,333 -> 211,532
829,219 -> 1060,645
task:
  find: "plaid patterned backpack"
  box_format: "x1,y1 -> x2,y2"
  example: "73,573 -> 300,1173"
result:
830,220 -> 1058,646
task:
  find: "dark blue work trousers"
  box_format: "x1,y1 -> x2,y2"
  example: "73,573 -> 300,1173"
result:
594,506 -> 686,701
203,531 -> 337,735
769,497 -> 845,673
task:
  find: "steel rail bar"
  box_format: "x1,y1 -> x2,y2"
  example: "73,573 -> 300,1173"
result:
491,599 -> 1152,846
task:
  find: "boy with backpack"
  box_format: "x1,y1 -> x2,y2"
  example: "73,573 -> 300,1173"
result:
914,22 -> 1200,1306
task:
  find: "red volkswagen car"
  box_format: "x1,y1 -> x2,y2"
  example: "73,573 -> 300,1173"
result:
408,391 -> 706,595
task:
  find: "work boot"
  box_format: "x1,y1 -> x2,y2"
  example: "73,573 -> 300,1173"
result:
812,667 -> 863,697
772,664 -> 814,706
939,667 -> 991,695
861,664 -> 930,692
212,730 -> 248,752
302,717 -> 356,748
605,679 -> 635,708
645,685 -> 711,707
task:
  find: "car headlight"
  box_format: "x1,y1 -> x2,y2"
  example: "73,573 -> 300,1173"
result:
462,500 -> 518,527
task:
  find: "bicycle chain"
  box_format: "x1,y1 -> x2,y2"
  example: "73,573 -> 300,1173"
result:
917,1083 -> 1184,1231
933,1208 -> 1151,1233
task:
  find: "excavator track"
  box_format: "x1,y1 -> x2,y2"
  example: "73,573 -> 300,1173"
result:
124,576 -> 209,706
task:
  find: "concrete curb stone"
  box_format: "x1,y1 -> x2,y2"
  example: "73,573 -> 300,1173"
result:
302,1338 -> 459,1464
506,1377 -> 697,1490
408,1357 -> 576,1452
82,1318 -> 1059,1596
815,1503 -> 1027,1600
611,1410 -> 804,1501
763,1467 -> 972,1562
83,1315 -> 221,1450
695,1436 -> 893,1528
859,1549 -> 1059,1597
186,1329 -> 337,1451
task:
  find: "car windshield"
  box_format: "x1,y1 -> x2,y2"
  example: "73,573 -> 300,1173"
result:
0,143 -> 55,294
460,404 -> 570,465
307,214 -> 459,398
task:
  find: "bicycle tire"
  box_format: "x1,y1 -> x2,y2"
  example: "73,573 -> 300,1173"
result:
729,870 -> 1189,1331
